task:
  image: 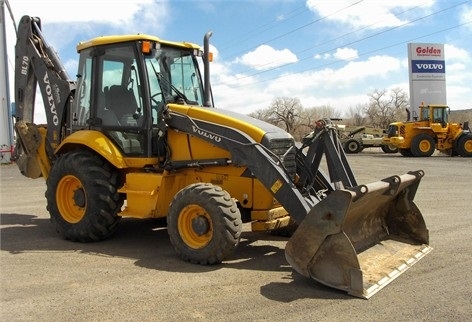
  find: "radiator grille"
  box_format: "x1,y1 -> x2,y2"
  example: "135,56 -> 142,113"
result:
268,138 -> 296,179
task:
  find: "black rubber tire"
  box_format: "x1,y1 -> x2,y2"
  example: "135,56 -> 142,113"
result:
46,150 -> 123,242
456,134 -> 472,157
399,148 -> 413,157
344,139 -> 361,154
381,144 -> 398,154
411,134 -> 435,157
167,183 -> 242,265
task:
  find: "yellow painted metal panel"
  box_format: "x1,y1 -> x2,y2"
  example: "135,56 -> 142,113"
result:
56,130 -> 159,169
119,172 -> 162,218
77,34 -> 200,52
168,104 -> 267,142
251,216 -> 291,232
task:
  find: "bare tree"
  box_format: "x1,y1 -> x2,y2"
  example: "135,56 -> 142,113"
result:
364,88 -> 409,128
301,105 -> 340,124
292,105 -> 341,139
248,97 -> 305,139
345,104 -> 367,126
266,97 -> 303,133
249,108 -> 272,121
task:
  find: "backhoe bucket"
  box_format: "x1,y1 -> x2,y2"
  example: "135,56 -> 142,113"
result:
285,170 -> 432,299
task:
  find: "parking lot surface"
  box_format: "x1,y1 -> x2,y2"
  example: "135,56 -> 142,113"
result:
1,151 -> 471,321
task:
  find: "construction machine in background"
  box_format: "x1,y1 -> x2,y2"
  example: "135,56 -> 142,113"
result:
384,104 -> 472,157
13,15 -> 432,299
338,125 -> 398,154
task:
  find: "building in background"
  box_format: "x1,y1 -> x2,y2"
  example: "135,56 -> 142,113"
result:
0,0 -> 15,164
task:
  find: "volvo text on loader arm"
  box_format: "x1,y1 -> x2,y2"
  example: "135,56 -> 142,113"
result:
13,15 -> 432,299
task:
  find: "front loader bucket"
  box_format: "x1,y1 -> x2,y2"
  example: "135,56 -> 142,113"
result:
285,170 -> 432,299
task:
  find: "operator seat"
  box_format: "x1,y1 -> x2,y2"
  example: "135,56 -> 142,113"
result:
102,85 -> 143,154
97,88 -> 120,126
107,85 -> 141,126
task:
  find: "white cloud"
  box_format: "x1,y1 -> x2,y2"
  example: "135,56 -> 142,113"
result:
214,55 -> 402,114
306,0 -> 434,28
459,5 -> 472,29
9,0 -> 158,24
235,45 -> 297,70
315,48 -> 358,61
218,49 -> 401,114
447,85 -> 472,109
339,55 -> 401,80
314,53 -> 331,60
334,47 -> 358,60
445,44 -> 470,62
443,44 -> 472,90
276,14 -> 286,21
8,0 -> 169,46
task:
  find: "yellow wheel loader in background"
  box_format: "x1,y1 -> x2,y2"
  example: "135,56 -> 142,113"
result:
383,104 -> 472,157
13,16 -> 432,299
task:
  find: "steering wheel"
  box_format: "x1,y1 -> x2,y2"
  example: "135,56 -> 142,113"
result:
151,92 -> 163,105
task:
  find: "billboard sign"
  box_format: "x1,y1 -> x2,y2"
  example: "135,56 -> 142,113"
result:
408,43 -> 446,120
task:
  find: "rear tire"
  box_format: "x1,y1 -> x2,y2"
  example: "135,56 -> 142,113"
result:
167,183 -> 242,265
344,139 -> 361,154
381,144 -> 398,154
411,134 -> 435,157
456,134 -> 472,157
46,150 -> 123,242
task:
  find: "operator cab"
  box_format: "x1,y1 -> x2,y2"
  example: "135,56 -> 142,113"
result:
71,35 -> 207,157
421,104 -> 449,128
432,106 -> 449,127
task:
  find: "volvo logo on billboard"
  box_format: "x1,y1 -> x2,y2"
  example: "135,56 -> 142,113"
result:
411,60 -> 445,74
408,43 -> 447,119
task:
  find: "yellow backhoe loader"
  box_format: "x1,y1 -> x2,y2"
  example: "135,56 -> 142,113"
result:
12,15 -> 432,299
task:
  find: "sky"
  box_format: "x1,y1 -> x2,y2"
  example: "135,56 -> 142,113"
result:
3,0 -> 472,123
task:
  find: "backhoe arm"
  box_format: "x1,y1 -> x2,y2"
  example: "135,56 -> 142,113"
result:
13,15 -> 76,177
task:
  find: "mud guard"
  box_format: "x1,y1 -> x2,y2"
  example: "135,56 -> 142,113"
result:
285,170 -> 432,299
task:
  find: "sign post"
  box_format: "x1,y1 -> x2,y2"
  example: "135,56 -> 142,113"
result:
407,43 -> 446,120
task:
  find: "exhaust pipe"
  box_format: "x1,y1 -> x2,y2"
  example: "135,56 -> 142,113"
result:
203,31 -> 212,107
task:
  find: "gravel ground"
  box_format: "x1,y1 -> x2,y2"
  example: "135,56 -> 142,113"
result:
1,150 -> 471,322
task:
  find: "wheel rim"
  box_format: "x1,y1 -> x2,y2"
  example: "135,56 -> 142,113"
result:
348,142 -> 358,152
464,138 -> 472,153
56,175 -> 86,223
419,139 -> 432,153
178,204 -> 213,249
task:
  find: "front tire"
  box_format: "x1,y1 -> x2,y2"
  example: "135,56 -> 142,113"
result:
411,134 -> 435,157
457,134 -> 472,157
46,150 -> 123,242
167,183 -> 242,265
